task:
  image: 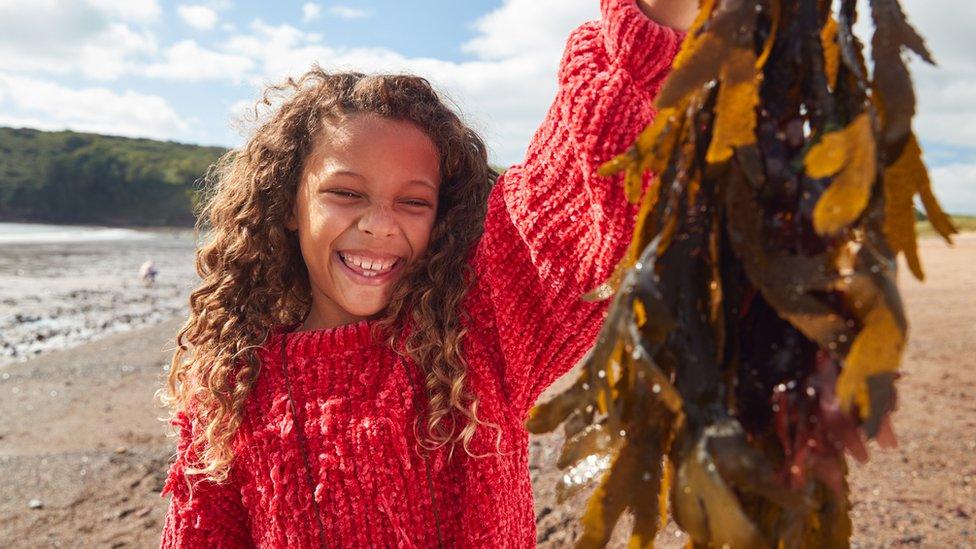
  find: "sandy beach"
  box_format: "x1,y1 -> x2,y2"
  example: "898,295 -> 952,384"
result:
0,233 -> 973,547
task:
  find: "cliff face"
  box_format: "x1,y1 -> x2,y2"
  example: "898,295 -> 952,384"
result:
0,127 -> 226,227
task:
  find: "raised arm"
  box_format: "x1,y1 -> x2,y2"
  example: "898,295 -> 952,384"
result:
159,409 -> 254,548
469,0 -> 688,417
636,0 -> 699,32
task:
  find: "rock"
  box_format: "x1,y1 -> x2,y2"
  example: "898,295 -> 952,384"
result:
28,498 -> 43,509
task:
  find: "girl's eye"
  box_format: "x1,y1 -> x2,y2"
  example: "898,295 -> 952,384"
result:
327,190 -> 360,199
325,190 -> 428,208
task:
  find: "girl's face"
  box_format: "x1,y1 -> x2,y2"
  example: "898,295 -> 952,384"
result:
287,114 -> 441,330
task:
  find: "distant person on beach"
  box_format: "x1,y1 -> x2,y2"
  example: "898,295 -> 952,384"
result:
139,259 -> 158,286
156,1 -> 698,546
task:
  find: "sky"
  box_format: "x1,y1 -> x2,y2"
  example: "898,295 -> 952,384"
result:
0,0 -> 973,214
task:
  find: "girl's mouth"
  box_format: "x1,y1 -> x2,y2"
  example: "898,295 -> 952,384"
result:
335,251 -> 404,286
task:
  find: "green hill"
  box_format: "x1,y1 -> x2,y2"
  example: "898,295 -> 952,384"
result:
0,127 -> 226,227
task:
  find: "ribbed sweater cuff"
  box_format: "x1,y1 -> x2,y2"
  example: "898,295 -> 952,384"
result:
600,0 -> 686,88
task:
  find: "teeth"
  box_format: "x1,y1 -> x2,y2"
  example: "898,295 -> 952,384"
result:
340,253 -> 397,274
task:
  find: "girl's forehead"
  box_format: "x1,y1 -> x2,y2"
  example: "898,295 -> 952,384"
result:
305,115 -> 441,184
317,115 -> 436,156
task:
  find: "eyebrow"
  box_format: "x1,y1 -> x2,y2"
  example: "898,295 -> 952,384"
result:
329,169 -> 437,192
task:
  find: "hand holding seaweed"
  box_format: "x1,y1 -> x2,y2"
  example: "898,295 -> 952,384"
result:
528,0 -> 957,546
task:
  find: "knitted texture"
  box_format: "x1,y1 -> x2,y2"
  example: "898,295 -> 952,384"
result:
159,1 -> 683,546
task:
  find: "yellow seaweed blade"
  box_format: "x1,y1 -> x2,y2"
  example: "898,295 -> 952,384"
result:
706,48 -> 760,164
625,163 -> 646,204
595,339 -> 625,416
640,106 -> 687,176
755,0 -> 780,70
821,16 -> 840,90
918,182 -> 959,243
634,299 -> 648,328
903,134 -> 959,243
659,457 -> 673,531
558,423 -> 619,470
672,441 -> 766,547
527,379 -> 588,434
812,114 -> 878,235
627,439 -> 667,549
671,0 -> 718,72
636,107 -> 675,154
836,303 -> 905,419
599,149 -> 635,177
804,128 -> 849,179
576,444 -> 637,548
882,133 -> 926,279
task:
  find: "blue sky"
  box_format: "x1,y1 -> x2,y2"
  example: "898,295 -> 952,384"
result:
0,0 -> 973,214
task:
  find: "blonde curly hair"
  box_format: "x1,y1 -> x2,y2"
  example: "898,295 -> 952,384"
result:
157,66 -> 500,483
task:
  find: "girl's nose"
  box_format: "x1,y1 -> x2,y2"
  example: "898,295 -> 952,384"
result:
357,204 -> 398,237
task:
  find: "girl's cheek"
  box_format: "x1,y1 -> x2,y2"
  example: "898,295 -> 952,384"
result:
308,204 -> 354,235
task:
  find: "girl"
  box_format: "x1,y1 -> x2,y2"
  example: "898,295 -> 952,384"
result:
158,0 -> 696,546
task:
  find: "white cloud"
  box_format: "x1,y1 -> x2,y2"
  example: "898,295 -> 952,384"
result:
930,162 -> 976,215
85,0 -> 161,22
204,0 -> 233,9
223,20 -> 315,75
328,5 -> 371,20
302,2 -> 321,23
0,1 -> 156,80
143,40 -> 253,82
0,25 -> 155,80
0,72 -> 190,140
463,0 -> 596,62
177,4 -> 218,30
82,23 -> 157,79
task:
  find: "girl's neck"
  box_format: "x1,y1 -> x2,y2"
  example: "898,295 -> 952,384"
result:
299,305 -> 377,332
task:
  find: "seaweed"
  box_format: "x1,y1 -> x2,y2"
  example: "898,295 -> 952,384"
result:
528,0 -> 955,546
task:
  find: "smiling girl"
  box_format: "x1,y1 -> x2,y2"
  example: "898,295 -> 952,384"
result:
158,0 -> 696,547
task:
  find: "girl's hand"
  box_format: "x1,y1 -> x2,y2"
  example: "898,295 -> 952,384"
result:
635,0 -> 700,32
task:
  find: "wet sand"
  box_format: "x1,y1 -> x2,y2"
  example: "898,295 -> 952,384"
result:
0,234 -> 973,547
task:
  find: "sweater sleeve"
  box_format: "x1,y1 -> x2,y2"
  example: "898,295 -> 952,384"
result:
159,409 -> 254,548
470,0 -> 684,417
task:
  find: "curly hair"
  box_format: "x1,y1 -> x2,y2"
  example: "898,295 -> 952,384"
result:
156,66 -> 500,483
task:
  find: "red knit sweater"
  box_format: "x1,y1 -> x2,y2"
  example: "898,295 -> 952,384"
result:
160,1 -> 683,546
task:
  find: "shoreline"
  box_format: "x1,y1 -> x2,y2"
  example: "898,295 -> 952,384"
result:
0,217 -> 196,232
